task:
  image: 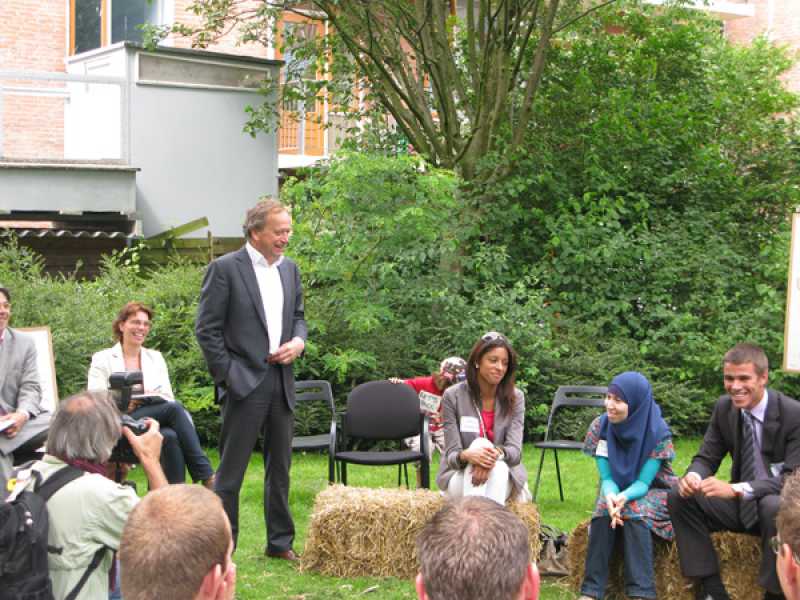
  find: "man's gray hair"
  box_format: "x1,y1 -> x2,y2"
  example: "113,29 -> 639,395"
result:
242,198 -> 289,238
47,390 -> 121,463
417,497 -> 530,600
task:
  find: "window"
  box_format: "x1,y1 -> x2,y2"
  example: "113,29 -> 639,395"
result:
71,0 -> 159,55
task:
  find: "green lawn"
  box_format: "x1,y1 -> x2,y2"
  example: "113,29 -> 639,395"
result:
129,437 -> 725,599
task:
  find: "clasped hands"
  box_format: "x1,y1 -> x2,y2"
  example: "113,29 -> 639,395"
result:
678,472 -> 737,499
605,493 -> 628,528
463,445 -> 502,486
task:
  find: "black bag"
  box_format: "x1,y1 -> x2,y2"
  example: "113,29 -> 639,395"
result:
0,466 -> 106,600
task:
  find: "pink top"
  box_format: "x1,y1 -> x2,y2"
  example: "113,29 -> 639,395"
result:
480,409 -> 495,442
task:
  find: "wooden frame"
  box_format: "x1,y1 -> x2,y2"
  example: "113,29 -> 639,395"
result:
69,0 -> 109,56
17,327 -> 58,413
784,213 -> 800,372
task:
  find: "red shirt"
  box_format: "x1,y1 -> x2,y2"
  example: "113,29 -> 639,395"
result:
404,376 -> 444,432
480,409 -> 495,442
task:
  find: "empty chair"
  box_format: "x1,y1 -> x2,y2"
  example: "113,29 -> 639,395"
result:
532,385 -> 607,502
292,380 -> 336,452
329,380 -> 430,488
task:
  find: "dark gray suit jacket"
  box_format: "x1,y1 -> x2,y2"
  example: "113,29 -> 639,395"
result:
195,247 -> 308,408
687,389 -> 800,499
0,327 -> 51,454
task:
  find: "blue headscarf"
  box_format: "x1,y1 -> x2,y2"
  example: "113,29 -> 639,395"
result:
598,371 -> 671,489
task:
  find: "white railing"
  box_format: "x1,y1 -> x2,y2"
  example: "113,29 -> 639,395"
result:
0,69 -> 130,163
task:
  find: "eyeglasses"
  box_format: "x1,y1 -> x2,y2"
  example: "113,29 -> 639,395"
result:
771,534 -> 800,565
481,331 -> 507,343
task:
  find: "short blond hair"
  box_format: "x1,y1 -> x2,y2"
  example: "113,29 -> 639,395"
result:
119,485 -> 231,600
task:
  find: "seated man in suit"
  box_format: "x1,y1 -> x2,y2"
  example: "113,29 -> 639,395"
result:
776,471 -> 800,600
668,343 -> 800,600
415,496 -> 540,600
0,286 -> 51,490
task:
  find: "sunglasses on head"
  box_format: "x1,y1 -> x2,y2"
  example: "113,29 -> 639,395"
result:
482,331 -> 507,343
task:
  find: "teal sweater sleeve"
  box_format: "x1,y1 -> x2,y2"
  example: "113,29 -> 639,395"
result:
596,457 -> 619,497
597,457 -> 663,502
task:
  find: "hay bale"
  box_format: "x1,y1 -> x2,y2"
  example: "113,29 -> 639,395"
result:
567,520 -> 762,600
301,485 -> 541,579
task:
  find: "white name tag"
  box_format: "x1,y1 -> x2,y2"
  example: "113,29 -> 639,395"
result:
460,416 -> 480,433
596,440 -> 608,458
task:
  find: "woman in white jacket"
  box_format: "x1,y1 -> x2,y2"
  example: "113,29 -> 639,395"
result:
88,302 -> 214,487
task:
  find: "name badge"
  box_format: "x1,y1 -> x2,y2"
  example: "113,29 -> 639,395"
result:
460,416 -> 480,433
596,440 -> 608,458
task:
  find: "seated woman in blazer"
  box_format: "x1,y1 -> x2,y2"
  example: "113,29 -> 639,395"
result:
436,331 -> 530,504
88,301 -> 214,488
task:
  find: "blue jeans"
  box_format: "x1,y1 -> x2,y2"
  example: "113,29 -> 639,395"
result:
580,516 -> 657,599
132,401 -> 213,484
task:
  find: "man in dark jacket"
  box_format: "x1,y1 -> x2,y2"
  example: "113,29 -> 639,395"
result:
668,343 -> 800,600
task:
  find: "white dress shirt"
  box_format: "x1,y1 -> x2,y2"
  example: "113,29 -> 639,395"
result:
246,242 -> 284,354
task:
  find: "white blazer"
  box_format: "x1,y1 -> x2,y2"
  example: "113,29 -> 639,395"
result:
87,343 -> 175,400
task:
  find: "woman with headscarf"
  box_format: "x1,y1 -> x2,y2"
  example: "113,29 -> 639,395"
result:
578,372 -> 676,600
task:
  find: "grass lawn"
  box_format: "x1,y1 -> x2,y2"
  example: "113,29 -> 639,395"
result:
129,436 -> 727,599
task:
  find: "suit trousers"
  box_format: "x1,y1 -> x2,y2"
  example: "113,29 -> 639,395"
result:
667,484 -> 781,594
216,367 -> 294,552
132,401 -> 213,484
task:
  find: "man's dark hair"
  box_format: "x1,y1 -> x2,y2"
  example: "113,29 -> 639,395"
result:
0,286 -> 10,303
723,343 -> 769,376
417,497 -> 530,600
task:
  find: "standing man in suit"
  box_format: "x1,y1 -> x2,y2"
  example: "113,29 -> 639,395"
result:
668,343 -> 800,600
0,286 -> 51,489
196,199 -> 307,560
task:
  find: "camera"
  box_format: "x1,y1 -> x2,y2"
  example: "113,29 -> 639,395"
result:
108,371 -> 144,413
109,371 -> 147,463
110,414 -> 149,463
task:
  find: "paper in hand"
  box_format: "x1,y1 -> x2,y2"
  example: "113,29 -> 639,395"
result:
418,391 -> 442,413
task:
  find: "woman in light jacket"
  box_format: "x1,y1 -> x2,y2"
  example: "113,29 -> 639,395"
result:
88,301 -> 214,487
436,331 -> 529,504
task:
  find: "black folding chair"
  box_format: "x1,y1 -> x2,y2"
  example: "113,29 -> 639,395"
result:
292,380 -> 336,452
329,380 -> 429,488
532,385 -> 607,502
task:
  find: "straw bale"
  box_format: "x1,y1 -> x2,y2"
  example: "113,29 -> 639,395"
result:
567,519 -> 762,600
301,485 -> 541,579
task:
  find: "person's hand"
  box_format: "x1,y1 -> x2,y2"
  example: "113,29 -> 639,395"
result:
605,493 -> 625,528
462,445 -> 500,469
678,472 -> 702,498
0,411 -> 29,438
388,377 -> 402,384
471,464 -> 491,486
268,338 -> 305,365
125,418 -> 163,466
699,476 -> 737,499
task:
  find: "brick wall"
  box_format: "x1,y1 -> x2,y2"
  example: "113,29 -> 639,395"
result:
0,0 -> 66,159
725,0 -> 800,92
170,0 -> 270,59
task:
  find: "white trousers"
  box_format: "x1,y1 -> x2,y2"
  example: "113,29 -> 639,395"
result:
446,437 -> 511,505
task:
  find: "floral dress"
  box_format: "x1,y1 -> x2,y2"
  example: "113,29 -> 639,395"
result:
582,416 -> 678,541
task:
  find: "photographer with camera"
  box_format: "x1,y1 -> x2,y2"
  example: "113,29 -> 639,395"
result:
88,302 -> 214,487
9,389 -> 167,600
